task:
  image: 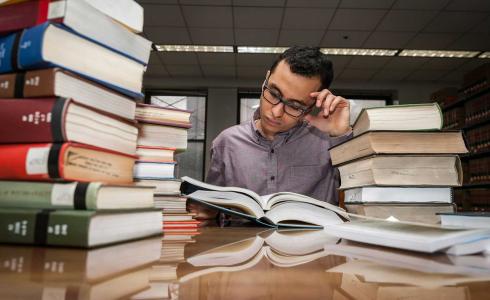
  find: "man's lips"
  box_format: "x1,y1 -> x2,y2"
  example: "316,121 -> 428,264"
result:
264,116 -> 281,127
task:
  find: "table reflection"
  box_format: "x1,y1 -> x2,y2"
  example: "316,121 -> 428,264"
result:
0,227 -> 489,299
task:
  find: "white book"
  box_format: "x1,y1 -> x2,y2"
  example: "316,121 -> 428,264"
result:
84,0 -> 144,33
49,0 -> 150,64
344,186 -> 453,204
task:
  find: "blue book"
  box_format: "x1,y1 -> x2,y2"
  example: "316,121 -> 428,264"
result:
0,22 -> 144,99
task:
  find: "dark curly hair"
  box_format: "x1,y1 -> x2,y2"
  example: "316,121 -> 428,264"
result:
269,46 -> 334,90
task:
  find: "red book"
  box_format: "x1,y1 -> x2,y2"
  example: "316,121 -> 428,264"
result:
0,142 -> 135,183
0,0 -> 49,34
0,98 -> 138,155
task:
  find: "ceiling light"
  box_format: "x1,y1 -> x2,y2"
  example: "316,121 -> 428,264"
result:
478,52 -> 490,59
398,50 -> 479,58
321,48 -> 398,56
155,45 -> 234,53
237,46 -> 288,54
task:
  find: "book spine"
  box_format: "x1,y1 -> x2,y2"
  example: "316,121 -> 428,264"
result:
0,181 -> 98,210
0,98 -> 66,143
0,33 -> 19,73
0,209 -> 40,245
23,68 -> 57,97
0,73 -> 18,98
46,211 -> 91,247
0,209 -> 91,247
0,143 -> 61,181
17,22 -> 52,70
0,0 -> 48,34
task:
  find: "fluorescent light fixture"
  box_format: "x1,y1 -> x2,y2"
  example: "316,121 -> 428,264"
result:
155,45 -> 234,53
478,51 -> 490,59
321,48 -> 398,56
399,50 -> 479,58
237,46 -> 288,54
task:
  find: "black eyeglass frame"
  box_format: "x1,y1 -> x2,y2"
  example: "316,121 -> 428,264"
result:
261,78 -> 316,118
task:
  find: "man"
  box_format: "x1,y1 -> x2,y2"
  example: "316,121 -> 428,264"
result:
192,46 -> 351,219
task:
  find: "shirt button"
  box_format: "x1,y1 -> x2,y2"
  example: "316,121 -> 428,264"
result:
270,176 -> 275,181
270,149 -> 274,154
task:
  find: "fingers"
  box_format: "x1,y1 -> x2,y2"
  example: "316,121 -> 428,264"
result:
311,90 -> 349,118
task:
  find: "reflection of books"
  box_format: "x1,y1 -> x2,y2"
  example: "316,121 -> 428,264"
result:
324,239 -> 490,281
178,229 -> 338,282
0,266 -> 151,300
180,176 -> 348,228
325,218 -> 490,254
336,273 -> 469,300
0,236 -> 160,282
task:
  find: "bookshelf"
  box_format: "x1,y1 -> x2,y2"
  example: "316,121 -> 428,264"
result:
432,63 -> 490,212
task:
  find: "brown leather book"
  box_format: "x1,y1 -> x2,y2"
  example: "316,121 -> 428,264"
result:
0,68 -> 136,120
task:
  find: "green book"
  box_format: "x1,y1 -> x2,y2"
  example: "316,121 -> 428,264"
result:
0,208 -> 162,248
0,181 -> 155,210
353,103 -> 443,137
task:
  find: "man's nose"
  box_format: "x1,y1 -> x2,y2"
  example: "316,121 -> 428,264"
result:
271,102 -> 285,118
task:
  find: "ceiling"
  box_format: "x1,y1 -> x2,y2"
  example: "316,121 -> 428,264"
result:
138,0 -> 490,87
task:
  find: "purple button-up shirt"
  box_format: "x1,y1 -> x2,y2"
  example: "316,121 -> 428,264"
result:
206,118 -> 352,204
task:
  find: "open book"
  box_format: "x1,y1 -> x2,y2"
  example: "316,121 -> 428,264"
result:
178,229 -> 338,282
180,176 -> 349,228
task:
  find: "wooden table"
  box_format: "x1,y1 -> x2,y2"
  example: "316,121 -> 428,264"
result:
1,226 -> 489,299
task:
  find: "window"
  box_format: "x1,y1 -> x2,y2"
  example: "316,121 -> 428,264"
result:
150,95 -> 206,180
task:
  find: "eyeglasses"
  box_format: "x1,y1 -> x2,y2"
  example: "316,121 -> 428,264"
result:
262,79 -> 315,118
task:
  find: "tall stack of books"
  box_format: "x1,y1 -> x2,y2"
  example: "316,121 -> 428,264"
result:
0,0 -> 162,247
329,103 -> 469,224
133,103 -> 200,235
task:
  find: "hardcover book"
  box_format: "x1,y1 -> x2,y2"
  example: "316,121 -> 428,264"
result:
0,143 -> 135,183
0,208 -> 162,248
0,98 -> 138,155
0,22 -> 145,98
353,103 -> 443,137
180,176 -> 349,228
0,181 -> 155,210
329,131 -> 468,166
0,0 -> 151,64
337,155 -> 463,189
0,68 -> 137,120
137,122 -> 189,151
136,103 -> 192,128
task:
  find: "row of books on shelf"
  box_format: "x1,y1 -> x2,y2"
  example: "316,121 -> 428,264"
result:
0,0 -> 198,248
466,123 -> 490,154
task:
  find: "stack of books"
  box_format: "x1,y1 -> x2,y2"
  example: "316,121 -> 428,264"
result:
0,0 -> 162,247
329,103 -> 469,224
133,103 -> 200,235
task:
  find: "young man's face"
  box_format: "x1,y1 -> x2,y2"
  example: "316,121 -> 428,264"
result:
259,60 -> 322,138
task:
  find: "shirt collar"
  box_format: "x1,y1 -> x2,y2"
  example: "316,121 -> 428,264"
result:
250,109 -> 307,145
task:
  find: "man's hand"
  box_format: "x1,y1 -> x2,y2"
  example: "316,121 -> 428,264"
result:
304,89 -> 351,136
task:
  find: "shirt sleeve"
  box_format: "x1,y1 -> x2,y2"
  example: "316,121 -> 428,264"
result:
330,128 -> 353,148
205,146 -> 225,186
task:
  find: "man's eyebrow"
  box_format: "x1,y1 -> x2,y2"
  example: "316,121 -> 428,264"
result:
268,82 -> 307,105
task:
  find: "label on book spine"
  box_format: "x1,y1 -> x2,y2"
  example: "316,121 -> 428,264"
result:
25,147 -> 50,175
51,183 -> 77,206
